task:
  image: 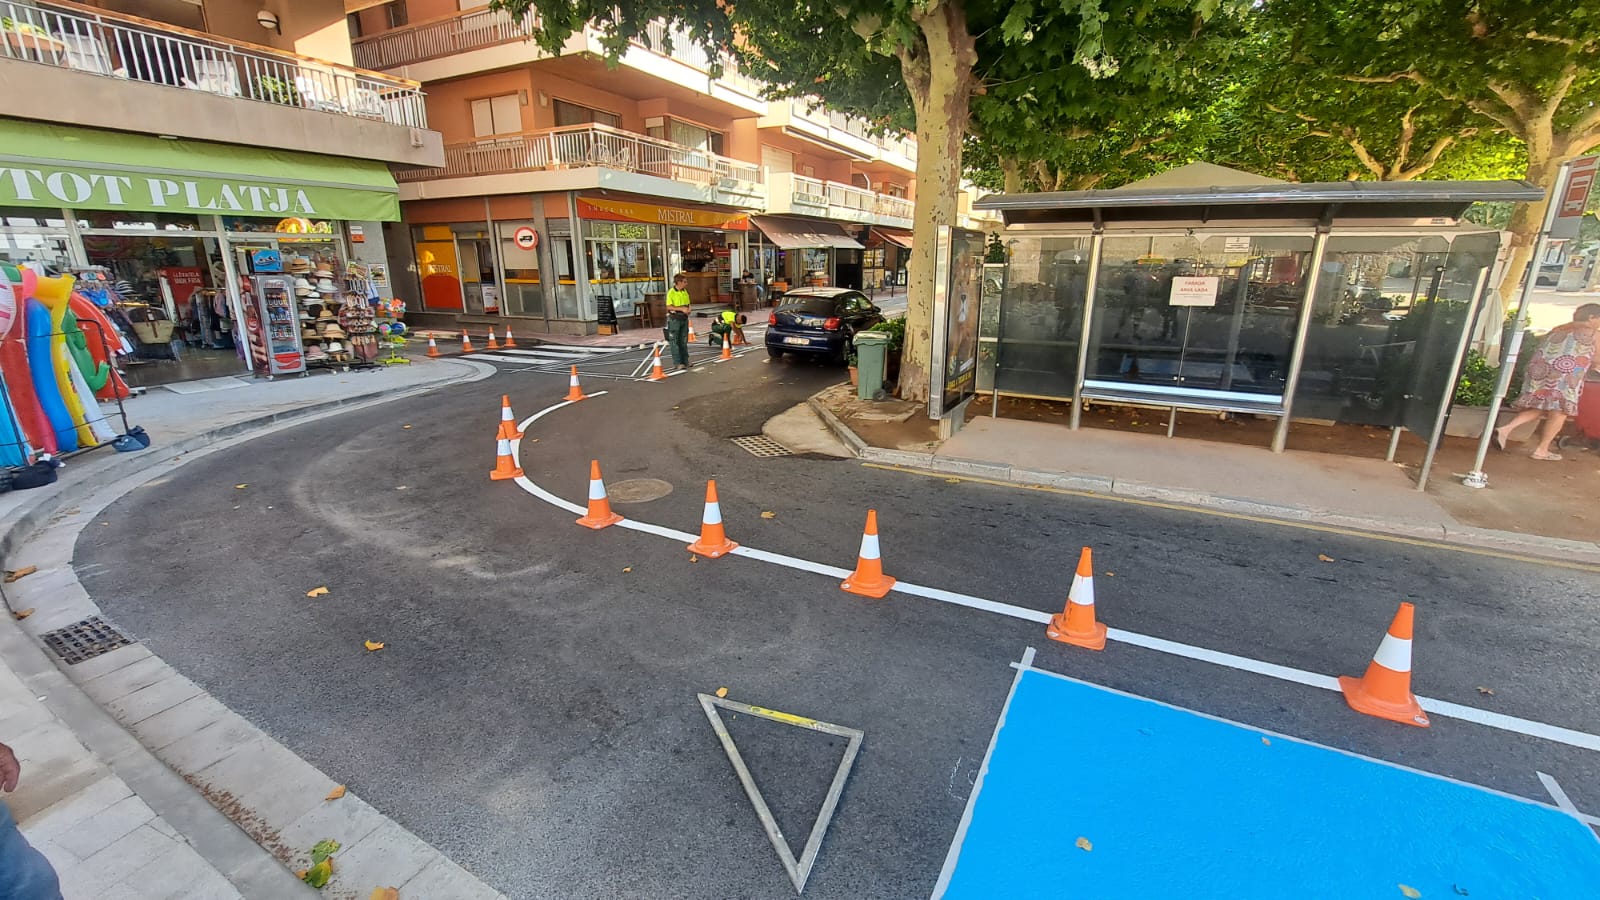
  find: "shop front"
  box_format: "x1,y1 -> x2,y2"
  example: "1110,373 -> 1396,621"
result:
971,172 -> 1543,487
749,216 -> 865,295
0,119 -> 400,387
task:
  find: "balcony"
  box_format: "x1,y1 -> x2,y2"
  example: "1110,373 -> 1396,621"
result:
0,0 -> 442,166
396,123 -> 765,208
351,4 -> 540,71
761,99 -> 917,172
765,172 -> 914,229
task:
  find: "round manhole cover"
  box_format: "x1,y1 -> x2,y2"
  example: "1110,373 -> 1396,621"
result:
607,478 -> 674,503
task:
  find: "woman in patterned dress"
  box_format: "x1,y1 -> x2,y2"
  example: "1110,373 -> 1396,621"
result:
1493,303 -> 1600,460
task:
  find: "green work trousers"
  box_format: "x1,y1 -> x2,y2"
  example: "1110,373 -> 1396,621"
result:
664,313 -> 690,366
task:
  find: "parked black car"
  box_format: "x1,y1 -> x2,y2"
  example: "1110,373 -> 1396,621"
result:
765,288 -> 886,363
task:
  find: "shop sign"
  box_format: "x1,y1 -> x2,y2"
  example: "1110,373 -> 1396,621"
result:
578,198 -> 749,231
0,164 -> 399,222
349,224 -> 365,243
1169,276 -> 1220,307
512,226 -> 539,250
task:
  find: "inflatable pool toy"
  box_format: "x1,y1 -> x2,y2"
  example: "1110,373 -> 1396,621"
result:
69,293 -> 131,400
0,274 -> 31,467
33,274 -> 96,448
24,297 -> 76,452
0,265 -> 54,457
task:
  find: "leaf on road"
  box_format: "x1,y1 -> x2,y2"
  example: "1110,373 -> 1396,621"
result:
1399,886 -> 1421,899
1317,554 -> 1335,563
306,586 -> 330,598
364,640 -> 385,652
310,839 -> 340,863
3,566 -> 37,584
13,608 -> 33,620
396,485 -> 408,491
1075,837 -> 1092,852
326,785 -> 346,801
235,483 -> 248,489
301,858 -> 333,888
944,477 -> 961,484
715,687 -> 728,698
1261,737 -> 1271,746
1476,686 -> 1495,696
689,555 -> 699,563
369,889 -> 399,900
1103,572 -> 1115,577
402,424 -> 413,429
760,511 -> 776,519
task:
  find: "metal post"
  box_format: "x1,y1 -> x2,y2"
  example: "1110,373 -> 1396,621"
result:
213,216 -> 254,374
1069,231 -> 1104,430
1386,427 -> 1402,462
1417,267 -> 1490,491
1271,227 -> 1331,453
484,196 -> 507,317
1464,160 -> 1573,488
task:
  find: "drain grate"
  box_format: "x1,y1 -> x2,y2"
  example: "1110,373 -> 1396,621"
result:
41,616 -> 134,665
731,435 -> 794,458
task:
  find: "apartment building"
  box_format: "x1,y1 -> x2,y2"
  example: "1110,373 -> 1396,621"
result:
0,0 -> 444,385
350,0 -> 925,335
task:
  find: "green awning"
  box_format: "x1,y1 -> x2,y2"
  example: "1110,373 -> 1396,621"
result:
0,119 -> 400,222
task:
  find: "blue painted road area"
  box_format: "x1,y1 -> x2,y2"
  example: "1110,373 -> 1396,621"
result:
937,668 -> 1600,899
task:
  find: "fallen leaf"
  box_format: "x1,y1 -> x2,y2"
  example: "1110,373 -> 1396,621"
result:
3,566 -> 37,584
311,840 -> 340,862
622,566 -> 632,573
369,889 -> 399,900
364,640 -> 385,651
302,858 -> 333,888
396,485 -> 408,491
1476,686 -> 1495,696
689,555 -> 699,563
402,424 -> 413,429
760,511 -> 776,519
13,608 -> 34,620
1399,886 -> 1421,899
1317,554 -> 1335,563
1075,837 -> 1092,852
528,438 -> 539,443
715,687 -> 728,698
1103,572 -> 1115,577
235,483 -> 248,489
325,785 -> 346,801
1261,737 -> 1271,746
306,586 -> 330,598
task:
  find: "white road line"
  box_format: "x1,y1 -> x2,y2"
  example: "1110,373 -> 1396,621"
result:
1537,772 -> 1600,827
475,353 -> 551,364
509,397 -> 1600,756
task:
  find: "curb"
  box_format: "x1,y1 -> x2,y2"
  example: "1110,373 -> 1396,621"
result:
0,358 -> 504,899
808,388 -> 1600,566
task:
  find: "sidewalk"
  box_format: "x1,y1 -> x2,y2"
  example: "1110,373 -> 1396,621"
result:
0,356 -> 504,898
808,384 -> 1600,564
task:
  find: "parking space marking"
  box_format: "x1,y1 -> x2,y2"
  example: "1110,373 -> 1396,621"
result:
935,656 -> 1600,899
510,396 -> 1600,755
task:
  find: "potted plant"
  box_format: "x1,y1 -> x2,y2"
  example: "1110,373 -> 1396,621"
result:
868,317 -> 905,383
1443,347 -> 1532,439
845,340 -> 859,386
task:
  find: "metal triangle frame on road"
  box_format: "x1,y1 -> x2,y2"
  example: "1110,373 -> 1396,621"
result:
697,694 -> 864,894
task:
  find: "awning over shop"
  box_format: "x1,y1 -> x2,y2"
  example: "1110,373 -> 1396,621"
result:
874,228 -> 913,249
0,119 -> 401,221
752,216 -> 864,250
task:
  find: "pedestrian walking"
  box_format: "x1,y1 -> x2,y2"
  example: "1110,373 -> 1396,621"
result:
1494,303 -> 1600,460
0,741 -> 63,900
664,273 -> 692,369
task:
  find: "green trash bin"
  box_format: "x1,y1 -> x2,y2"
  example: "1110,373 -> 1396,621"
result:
853,330 -> 892,401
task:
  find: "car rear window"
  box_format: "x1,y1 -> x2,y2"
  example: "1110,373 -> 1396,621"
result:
782,297 -> 838,315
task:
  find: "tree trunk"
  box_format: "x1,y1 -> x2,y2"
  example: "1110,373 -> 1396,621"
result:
1499,154 -> 1562,308
1000,157 -> 1023,193
893,0 -> 977,404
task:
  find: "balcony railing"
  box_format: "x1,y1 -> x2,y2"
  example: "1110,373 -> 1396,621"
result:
1,0 -> 427,127
397,123 -> 763,187
785,174 -> 913,223
631,20 -> 766,97
351,5 -> 538,70
787,99 -> 917,162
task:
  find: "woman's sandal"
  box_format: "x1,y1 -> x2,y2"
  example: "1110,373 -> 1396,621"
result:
1530,451 -> 1564,461
1492,428 -> 1507,452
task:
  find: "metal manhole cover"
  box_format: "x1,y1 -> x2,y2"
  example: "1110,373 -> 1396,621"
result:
731,435 -> 794,458
607,478 -> 675,503
41,616 -> 134,665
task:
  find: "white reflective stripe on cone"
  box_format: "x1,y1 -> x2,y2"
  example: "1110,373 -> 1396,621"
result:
501,408 -> 515,421
1371,633 -> 1413,672
859,533 -> 880,559
1069,573 -> 1095,607
496,438 -> 510,455
703,502 -> 723,525
589,479 -> 607,500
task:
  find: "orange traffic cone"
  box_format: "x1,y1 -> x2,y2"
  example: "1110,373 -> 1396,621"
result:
647,347 -> 666,382
1339,602 -> 1430,727
576,460 -> 623,529
1046,547 -> 1107,650
720,339 -> 733,361
686,480 -> 739,557
489,437 -> 523,481
503,327 -> 518,349
688,322 -> 697,343
487,328 -> 500,350
426,334 -> 440,358
461,331 -> 475,353
841,509 -> 895,598
495,394 -> 522,440
564,365 -> 587,402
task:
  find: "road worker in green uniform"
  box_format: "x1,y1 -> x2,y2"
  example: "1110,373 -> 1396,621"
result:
664,273 -> 691,369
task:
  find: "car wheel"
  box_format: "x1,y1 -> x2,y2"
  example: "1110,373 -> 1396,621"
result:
767,346 -> 785,359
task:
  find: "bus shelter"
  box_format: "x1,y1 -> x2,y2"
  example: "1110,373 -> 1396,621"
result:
969,167 -> 1543,489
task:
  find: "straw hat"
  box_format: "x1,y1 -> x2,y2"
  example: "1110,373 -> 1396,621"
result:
325,340 -> 344,353
316,277 -> 338,294
287,257 -> 313,274
301,327 -> 317,340
322,324 -> 347,340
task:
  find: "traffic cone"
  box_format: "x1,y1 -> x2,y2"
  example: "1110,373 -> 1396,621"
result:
564,365 -> 587,402
503,327 -> 518,349
688,322 -> 697,343
576,459 -> 623,529
841,509 -> 895,598
461,331 -> 474,353
495,394 -> 522,440
686,479 -> 738,557
1339,602 -> 1430,727
720,339 -> 733,361
647,347 -> 666,382
487,328 -> 500,350
489,437 -> 523,481
1046,547 -> 1107,650
426,334 -> 440,358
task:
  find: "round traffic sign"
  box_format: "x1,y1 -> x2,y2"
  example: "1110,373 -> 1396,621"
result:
512,226 -> 539,250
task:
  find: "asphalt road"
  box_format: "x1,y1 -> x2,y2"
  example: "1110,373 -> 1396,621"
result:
77,347 -> 1600,899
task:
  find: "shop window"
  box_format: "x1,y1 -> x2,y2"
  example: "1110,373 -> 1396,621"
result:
77,211 -> 200,232
0,207 -> 66,228
554,100 -> 622,129
0,232 -> 71,271
472,94 -> 522,139
387,1 -> 408,27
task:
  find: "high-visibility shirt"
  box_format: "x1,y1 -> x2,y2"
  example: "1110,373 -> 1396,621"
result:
666,288 -> 691,308
720,310 -> 736,325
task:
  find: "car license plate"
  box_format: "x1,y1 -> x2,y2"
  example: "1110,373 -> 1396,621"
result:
783,337 -> 810,346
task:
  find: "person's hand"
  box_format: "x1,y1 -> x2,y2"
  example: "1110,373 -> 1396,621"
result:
0,742 -> 19,792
